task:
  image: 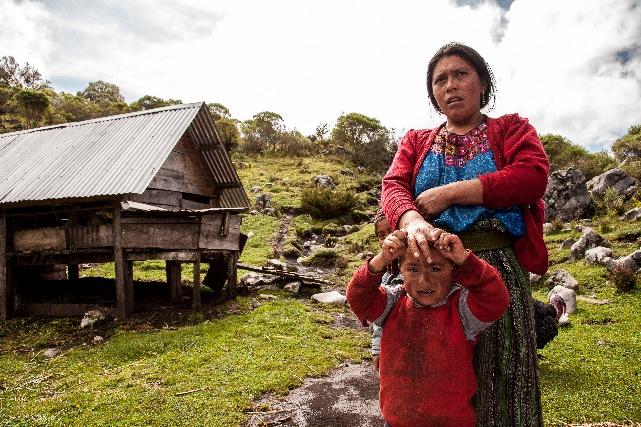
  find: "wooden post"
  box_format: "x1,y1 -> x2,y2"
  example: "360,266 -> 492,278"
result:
192,257 -> 201,309
113,205 -> 129,319
125,260 -> 134,315
227,252 -> 238,299
166,261 -> 182,301
68,264 -> 79,281
0,213 -> 7,320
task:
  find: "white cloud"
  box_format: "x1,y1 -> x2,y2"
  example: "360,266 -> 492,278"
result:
1,0 -> 639,150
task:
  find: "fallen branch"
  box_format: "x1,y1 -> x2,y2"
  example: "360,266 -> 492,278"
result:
174,387 -> 206,396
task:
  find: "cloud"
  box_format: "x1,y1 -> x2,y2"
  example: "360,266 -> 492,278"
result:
1,0 -> 639,150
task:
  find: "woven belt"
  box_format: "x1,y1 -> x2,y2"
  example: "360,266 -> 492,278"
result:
458,230 -> 514,252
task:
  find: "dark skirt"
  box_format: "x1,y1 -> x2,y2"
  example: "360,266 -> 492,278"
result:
473,247 -> 543,427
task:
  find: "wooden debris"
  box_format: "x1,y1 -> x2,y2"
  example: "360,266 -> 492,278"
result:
237,263 -> 334,287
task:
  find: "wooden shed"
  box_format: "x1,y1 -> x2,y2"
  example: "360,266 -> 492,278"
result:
0,102 -> 250,319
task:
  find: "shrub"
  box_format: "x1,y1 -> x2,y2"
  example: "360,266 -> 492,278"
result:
300,188 -> 357,219
548,219 -> 565,234
609,264 -> 637,293
282,245 -> 302,259
601,187 -> 627,216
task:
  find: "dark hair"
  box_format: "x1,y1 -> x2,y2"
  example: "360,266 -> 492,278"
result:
372,209 -> 387,226
426,42 -> 496,113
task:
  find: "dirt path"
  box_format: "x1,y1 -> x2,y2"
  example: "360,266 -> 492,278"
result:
246,361 -> 383,427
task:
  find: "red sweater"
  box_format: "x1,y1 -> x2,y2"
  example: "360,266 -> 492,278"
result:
381,114 -> 549,275
347,254 -> 509,427
347,254 -> 510,427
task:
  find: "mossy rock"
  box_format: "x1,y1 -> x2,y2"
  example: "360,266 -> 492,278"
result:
322,223 -> 343,236
282,245 -> 302,259
301,248 -> 348,268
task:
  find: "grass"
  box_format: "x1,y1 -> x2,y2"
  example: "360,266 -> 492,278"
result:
0,299 -> 369,427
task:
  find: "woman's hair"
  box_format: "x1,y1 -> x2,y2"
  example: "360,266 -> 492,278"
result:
426,42 -> 496,113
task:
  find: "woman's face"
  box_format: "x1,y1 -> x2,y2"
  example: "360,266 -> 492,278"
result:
431,54 -> 486,127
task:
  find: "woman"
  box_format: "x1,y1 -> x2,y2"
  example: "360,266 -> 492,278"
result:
381,42 -> 548,426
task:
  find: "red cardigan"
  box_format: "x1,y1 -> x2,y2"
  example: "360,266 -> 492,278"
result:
347,254 -> 509,427
381,114 -> 549,275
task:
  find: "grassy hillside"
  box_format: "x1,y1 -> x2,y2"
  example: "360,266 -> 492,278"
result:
1,153 -> 640,426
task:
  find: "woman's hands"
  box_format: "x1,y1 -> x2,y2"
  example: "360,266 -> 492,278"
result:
415,186 -> 452,221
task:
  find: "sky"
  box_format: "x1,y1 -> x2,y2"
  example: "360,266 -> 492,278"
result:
1,0 -> 640,151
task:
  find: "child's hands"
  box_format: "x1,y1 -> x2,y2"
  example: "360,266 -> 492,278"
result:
430,228 -> 469,265
368,229 -> 407,273
380,229 -> 407,264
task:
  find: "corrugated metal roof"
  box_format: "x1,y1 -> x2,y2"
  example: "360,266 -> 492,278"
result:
0,102 -> 249,209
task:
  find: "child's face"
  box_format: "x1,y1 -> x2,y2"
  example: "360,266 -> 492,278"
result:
374,218 -> 392,247
400,248 -> 454,306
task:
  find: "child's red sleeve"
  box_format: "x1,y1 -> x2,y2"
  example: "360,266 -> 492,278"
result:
452,253 -> 510,323
346,261 -> 389,325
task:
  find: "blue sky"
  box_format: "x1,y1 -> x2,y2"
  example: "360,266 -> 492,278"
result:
1,0 -> 640,150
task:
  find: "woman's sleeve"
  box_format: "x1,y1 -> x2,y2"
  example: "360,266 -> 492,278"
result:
479,115 -> 550,209
381,130 -> 420,229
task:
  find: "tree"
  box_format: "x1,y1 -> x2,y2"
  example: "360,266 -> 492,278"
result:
14,89 -> 50,127
280,130 -> 312,156
241,111 -> 285,152
130,95 -> 181,111
0,56 -> 49,89
612,125 -> 641,180
49,92 -> 100,123
331,113 -> 387,151
207,102 -> 231,121
77,80 -> 125,104
215,117 -> 241,152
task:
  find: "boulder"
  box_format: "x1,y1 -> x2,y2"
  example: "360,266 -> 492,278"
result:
543,167 -> 594,222
570,227 -> 609,261
586,168 -> 639,200
239,272 -> 279,288
313,175 -> 336,189
584,246 -> 613,266
559,238 -> 577,249
311,291 -> 347,305
529,273 -> 542,284
255,193 -> 272,211
548,285 -> 577,314
43,348 -> 61,358
546,269 -> 579,291
607,251 -> 641,273
622,207 -> 641,221
283,281 -> 302,295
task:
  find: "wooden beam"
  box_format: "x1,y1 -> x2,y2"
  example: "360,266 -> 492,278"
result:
127,250 -> 199,261
113,205 -> 128,319
1,213 -> 7,320
227,251 -> 238,300
125,260 -> 134,315
21,303 -> 116,318
192,257 -> 201,310
166,261 -> 182,301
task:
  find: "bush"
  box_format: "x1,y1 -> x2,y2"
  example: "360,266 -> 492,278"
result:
300,188 -> 357,219
282,245 -> 302,259
609,264 -> 637,293
600,187 -> 627,216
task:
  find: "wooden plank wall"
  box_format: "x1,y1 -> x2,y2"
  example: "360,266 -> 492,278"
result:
0,213 -> 7,319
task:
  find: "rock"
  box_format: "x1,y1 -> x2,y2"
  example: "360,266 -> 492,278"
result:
529,273 -> 542,284
570,227 -> 609,261
283,281 -> 302,295
250,299 -> 261,309
586,168 -> 639,200
543,167 -> 594,222
93,335 -> 104,344
584,246 -> 613,266
240,272 -> 279,288
543,223 -> 553,234
340,168 -> 353,175
607,253 -> 639,273
249,186 -> 262,194
258,293 -> 278,300
80,310 -> 105,328
356,166 -> 366,173
267,259 -> 286,270
255,193 -> 272,211
311,291 -> 347,305
43,348 -> 61,358
313,175 -> 336,189
548,285 -> 577,314
559,238 -> 576,249
622,207 -> 641,221
546,269 -> 579,291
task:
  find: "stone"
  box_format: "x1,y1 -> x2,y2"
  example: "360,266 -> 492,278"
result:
622,207 -> 641,221
43,348 -> 61,358
559,238 -> 576,249
93,335 -> 104,344
258,293 -> 278,300
543,223 -> 553,234
240,272 -> 279,288
570,227 -> 609,261
584,246 -> 613,266
255,193 -> 272,211
607,254 -> 639,273
356,166 -> 366,173
548,285 -> 577,314
546,269 -> 579,291
249,186 -> 262,194
313,175 -> 336,189
311,291 -> 347,305
586,168 -> 639,200
267,259 -> 286,270
80,310 -> 105,329
283,281 -> 302,295
529,273 -> 542,284
543,167 -> 594,222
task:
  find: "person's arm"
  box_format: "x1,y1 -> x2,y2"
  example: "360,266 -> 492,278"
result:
479,114 -> 549,209
454,253 -> 510,340
414,179 -> 483,220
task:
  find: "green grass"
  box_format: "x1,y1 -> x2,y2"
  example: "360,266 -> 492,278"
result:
238,214 -> 280,267
0,299 -> 369,427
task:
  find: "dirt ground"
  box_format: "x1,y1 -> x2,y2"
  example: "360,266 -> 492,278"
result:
246,361 -> 383,427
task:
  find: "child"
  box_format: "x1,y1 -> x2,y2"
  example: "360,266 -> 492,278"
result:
346,228 -> 510,427
371,212 -> 403,372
